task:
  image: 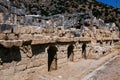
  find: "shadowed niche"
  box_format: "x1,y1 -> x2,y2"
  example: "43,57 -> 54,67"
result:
82,42 -> 87,59
31,44 -> 47,56
0,24 -> 13,31
47,45 -> 58,71
0,44 -> 21,64
67,44 -> 74,61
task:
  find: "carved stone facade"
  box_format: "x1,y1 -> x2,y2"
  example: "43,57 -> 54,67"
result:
0,10 -> 120,78
0,24 -> 119,77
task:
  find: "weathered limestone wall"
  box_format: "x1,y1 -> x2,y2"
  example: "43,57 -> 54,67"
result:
56,43 -> 69,68
0,42 -> 80,75
73,42 -> 82,61
0,24 -> 119,77
0,24 -> 119,40
0,44 -> 48,75
0,38 -> 119,77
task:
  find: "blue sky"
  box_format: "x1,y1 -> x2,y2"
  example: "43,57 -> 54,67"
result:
97,0 -> 120,8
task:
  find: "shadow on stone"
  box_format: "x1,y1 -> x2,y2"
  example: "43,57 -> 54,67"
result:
47,45 -> 58,71
0,24 -> 13,31
0,44 -> 21,64
67,44 -> 74,61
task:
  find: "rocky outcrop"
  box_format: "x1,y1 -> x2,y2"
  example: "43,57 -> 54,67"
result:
0,0 -> 120,27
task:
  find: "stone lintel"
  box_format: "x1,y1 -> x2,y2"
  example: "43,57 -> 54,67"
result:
0,40 -> 23,48
0,37 -> 119,48
57,37 -> 74,42
79,37 -> 91,42
32,39 -> 56,45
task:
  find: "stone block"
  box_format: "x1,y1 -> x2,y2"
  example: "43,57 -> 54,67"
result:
19,34 -> 33,40
0,65 -> 3,70
40,54 -> 48,58
74,54 -> 81,59
38,65 -> 48,72
3,62 -> 15,69
21,27 -> 31,34
15,64 -> 27,72
13,26 -> 31,34
0,34 -> 7,40
0,40 -> 23,48
20,52 -> 27,58
40,58 -> 47,64
33,34 -> 43,40
13,40 -> 23,47
58,58 -> 67,64
30,27 -> 43,34
0,71 -> 2,76
13,27 -> 21,34
3,29 -> 12,34
16,58 -> 28,66
35,54 -> 41,59
33,60 -> 41,67
57,53 -> 66,59
7,33 -> 18,40
1,67 -> 15,76
27,61 -> 34,69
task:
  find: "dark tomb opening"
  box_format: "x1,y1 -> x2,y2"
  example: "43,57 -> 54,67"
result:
100,41 -> 103,46
67,44 -> 74,61
106,41 -> 108,45
110,41 -> 112,45
82,42 -> 87,59
47,45 -> 58,71
0,45 -> 21,64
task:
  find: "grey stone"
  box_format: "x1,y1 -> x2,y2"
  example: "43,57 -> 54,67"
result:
0,24 -> 12,33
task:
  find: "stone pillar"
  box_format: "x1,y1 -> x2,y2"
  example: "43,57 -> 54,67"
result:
103,41 -> 106,46
9,14 -> 11,23
119,30 -> 120,38
14,14 -> 17,25
111,40 -> 114,46
106,41 -> 108,46
10,14 -> 13,24
62,15 -> 65,30
0,13 -> 3,23
100,41 -> 103,47
107,41 -> 110,46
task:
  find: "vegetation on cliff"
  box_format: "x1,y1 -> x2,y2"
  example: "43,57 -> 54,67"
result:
0,0 -> 120,28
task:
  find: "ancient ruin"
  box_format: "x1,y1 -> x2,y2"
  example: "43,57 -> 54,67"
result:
0,0 -> 120,80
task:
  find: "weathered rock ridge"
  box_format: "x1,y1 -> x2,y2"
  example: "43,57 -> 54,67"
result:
0,0 -> 120,27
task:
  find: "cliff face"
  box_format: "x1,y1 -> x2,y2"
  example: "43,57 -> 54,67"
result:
0,0 -> 120,27
8,0 -> 94,15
